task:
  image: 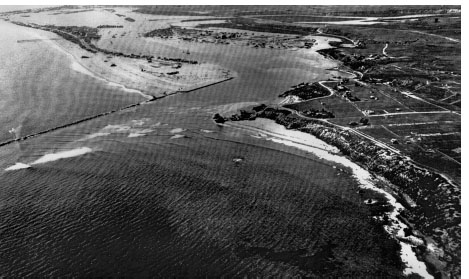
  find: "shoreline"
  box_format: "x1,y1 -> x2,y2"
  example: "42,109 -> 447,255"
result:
0,6 -> 459,277
0,75 -> 235,149
0,20 -> 237,147
225,103 -> 459,278
5,16 -> 456,277
50,31 -> 235,100
214,30 -> 458,277
11,21 -> 154,100
7,20 -> 235,101
69,59 -> 153,100
226,118 -> 433,278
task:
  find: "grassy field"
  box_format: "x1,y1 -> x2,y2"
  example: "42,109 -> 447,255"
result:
133,6 -> 462,277
356,110 -> 460,180
285,94 -> 364,120
292,14 -> 460,183
169,6 -> 461,277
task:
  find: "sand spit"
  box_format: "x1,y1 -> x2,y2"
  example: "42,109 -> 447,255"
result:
70,60 -> 151,99
0,70 -> 232,149
11,23 -> 154,100
228,119 -> 433,279
8,8 -> 234,99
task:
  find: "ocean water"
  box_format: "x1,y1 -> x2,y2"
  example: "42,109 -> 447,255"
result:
0,21 -> 405,277
0,21 -> 144,144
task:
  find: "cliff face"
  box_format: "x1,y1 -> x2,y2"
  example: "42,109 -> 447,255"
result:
229,108 -> 460,277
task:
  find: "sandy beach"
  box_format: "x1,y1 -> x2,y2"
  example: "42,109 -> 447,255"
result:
227,118 -> 433,279
1,6 -> 454,278
7,7 -> 234,99
53,37 -> 232,98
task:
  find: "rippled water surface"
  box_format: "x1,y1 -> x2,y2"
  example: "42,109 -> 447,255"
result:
0,20 -> 403,277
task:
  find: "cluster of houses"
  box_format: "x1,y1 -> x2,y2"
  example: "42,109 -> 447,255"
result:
143,26 -> 317,50
334,83 -> 361,102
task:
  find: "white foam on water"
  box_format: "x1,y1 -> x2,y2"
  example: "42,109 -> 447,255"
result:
231,119 -> 433,278
128,133 -> 145,138
228,119 -> 340,154
91,122 -> 155,139
266,139 -> 433,278
170,128 -> 186,134
5,147 -> 94,171
127,129 -> 154,138
78,132 -> 111,141
32,147 -> 93,165
267,139 -> 433,278
170,134 -> 186,139
103,124 -> 132,133
401,243 -> 433,278
200,129 -> 214,133
5,162 -> 31,171
131,119 -> 147,126
137,129 -> 154,134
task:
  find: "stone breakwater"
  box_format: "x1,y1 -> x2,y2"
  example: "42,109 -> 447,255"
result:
0,99 -> 155,148
0,75 -> 235,149
225,107 -> 460,278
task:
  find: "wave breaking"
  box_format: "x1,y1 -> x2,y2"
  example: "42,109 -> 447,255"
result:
33,147 -> 93,164
229,119 -> 433,279
5,162 -> 32,171
5,147 -> 93,171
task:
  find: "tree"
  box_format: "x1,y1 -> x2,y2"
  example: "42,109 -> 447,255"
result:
359,118 -> 370,125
